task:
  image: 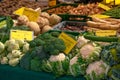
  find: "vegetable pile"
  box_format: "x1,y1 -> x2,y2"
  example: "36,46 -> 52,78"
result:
0,39 -> 29,66
0,0 -> 47,19
103,6 -> 120,18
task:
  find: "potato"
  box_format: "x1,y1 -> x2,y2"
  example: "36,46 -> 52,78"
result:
27,22 -> 41,35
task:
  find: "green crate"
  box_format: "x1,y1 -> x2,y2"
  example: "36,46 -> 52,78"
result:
58,14 -> 92,22
45,30 -> 80,37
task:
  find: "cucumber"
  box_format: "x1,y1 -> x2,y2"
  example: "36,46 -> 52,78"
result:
84,35 -> 118,42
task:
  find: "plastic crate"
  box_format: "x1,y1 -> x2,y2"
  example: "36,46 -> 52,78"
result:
53,21 -> 87,32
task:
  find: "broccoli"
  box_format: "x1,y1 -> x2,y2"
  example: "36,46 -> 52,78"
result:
20,46 -> 49,70
30,57 -> 42,71
43,38 -> 66,55
50,32 -> 60,37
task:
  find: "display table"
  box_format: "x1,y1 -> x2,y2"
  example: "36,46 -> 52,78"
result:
0,65 -> 85,80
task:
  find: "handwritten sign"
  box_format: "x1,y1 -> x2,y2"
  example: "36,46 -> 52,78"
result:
10,30 -> 34,41
59,32 -> 77,54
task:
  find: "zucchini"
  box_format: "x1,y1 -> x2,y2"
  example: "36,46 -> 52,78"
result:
84,35 -> 118,42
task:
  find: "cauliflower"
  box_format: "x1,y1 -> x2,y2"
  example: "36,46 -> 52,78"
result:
79,42 -> 101,61
9,58 -> 19,66
49,53 -> 65,62
70,56 -> 78,65
1,57 -> 8,64
76,36 -> 88,48
85,60 -> 108,80
0,42 -> 5,54
22,42 -> 29,53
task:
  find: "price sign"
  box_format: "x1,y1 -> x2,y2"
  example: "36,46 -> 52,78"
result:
59,32 -> 77,54
13,7 -> 39,22
90,14 -> 110,18
10,30 -> 34,41
98,3 -> 111,10
23,8 -> 39,22
96,30 -> 116,37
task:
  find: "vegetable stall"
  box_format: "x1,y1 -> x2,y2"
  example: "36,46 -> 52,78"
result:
0,0 -> 120,80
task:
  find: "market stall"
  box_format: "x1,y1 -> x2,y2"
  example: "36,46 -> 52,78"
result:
0,0 -> 120,80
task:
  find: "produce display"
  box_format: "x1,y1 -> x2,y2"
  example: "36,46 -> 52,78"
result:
45,5 -> 75,14
0,39 -> 29,66
53,21 -> 88,32
0,0 -> 47,19
0,1 -> 120,80
69,3 -> 104,15
103,6 -> 120,18
86,17 -> 120,32
45,3 -> 104,15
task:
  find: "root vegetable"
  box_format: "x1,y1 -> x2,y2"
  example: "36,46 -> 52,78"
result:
42,25 -> 52,33
40,12 -> 50,19
17,15 -> 29,25
27,22 -> 41,35
37,17 -> 49,28
49,14 -> 62,26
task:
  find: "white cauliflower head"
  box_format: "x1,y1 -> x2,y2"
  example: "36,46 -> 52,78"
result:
77,36 -> 88,48
86,60 -> 106,75
80,43 -> 101,59
1,57 -> 8,64
49,53 -> 66,62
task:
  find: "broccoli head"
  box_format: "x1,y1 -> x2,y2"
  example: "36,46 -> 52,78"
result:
43,37 -> 66,55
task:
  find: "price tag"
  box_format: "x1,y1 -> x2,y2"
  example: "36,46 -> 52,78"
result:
59,32 -> 77,54
14,7 -> 39,22
23,8 -> 39,22
13,7 -> 25,16
98,3 -> 111,10
90,14 -> 110,18
103,0 -> 120,5
0,20 -> 6,28
96,30 -> 116,37
10,30 -> 34,41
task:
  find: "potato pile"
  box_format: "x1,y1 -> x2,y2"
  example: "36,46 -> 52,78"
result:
0,0 -> 47,19
86,17 -> 120,32
46,3 -> 104,16
46,5 -> 75,14
15,8 -> 62,36
69,3 -> 104,15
